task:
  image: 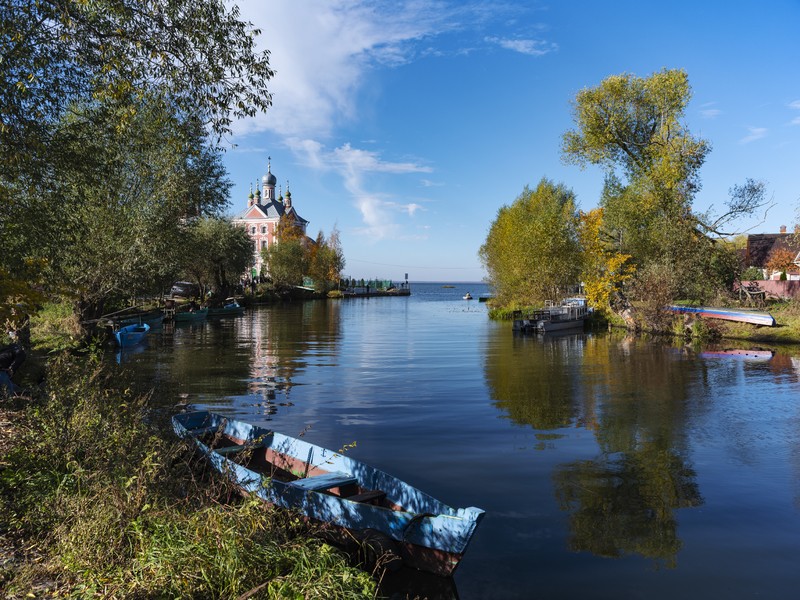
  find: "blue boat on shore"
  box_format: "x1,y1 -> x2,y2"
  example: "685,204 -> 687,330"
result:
113,323 -> 150,348
172,410 -> 485,576
666,305 -> 776,327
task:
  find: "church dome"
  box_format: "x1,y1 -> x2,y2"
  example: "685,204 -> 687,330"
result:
263,171 -> 277,186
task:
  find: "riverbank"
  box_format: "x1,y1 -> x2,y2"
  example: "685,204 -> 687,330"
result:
490,299 -> 800,345
0,354 -> 376,599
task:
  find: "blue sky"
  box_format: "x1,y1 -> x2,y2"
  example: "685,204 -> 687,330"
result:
223,0 -> 800,282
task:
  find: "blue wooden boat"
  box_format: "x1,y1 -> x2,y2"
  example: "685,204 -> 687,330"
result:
172,410 -> 485,576
113,323 -> 150,348
666,305 -> 776,327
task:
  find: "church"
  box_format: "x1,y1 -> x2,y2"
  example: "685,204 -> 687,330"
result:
232,159 -> 310,277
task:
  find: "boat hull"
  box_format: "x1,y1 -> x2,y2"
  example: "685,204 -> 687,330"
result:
207,306 -> 245,317
173,308 -> 209,322
117,311 -> 164,329
666,305 -> 775,327
538,318 -> 585,332
172,411 -> 484,576
114,323 -> 150,347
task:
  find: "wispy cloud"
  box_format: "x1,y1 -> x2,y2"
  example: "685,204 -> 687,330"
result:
286,138 -> 431,238
229,1 -> 553,238
233,1 -> 462,138
699,102 -> 721,119
485,36 -> 557,56
788,100 -> 800,125
739,126 -> 767,144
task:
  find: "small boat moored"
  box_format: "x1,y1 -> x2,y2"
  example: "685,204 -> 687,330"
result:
207,298 -> 245,317
666,305 -> 776,327
173,410 -> 485,576
113,323 -> 150,348
513,299 -> 589,333
173,307 -> 209,323
463,293 -> 473,300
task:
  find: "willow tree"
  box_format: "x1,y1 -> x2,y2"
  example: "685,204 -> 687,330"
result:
480,178 -> 582,307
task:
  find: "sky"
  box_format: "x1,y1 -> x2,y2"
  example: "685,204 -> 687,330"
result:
221,0 -> 800,283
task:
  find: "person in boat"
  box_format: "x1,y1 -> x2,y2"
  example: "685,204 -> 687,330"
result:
0,342 -> 26,395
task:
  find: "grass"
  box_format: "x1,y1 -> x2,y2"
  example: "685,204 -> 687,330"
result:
0,354 -> 377,599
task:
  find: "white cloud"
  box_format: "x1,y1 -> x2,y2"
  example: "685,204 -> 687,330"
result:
788,100 -> 800,110
791,116 -> 800,126
285,138 -> 431,238
485,36 -> 557,56
232,0 -> 456,138
739,127 -> 767,144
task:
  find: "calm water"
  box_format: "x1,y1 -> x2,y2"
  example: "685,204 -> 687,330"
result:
122,283 -> 800,599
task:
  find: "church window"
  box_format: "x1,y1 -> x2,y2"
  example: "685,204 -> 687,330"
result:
261,226 -> 267,234
251,226 -> 256,234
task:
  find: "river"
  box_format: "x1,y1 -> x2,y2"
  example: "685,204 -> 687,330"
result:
121,282 -> 800,599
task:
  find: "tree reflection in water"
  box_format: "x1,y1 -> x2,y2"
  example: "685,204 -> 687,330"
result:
486,331 -> 704,566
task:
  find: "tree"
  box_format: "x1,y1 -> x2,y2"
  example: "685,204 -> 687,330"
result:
1,0 -> 274,337
263,240 -> 308,289
562,69 -> 764,312
766,246 -> 797,279
34,99 -> 231,331
479,178 -> 582,307
1,0 -> 273,172
578,208 -> 635,316
180,218 -> 253,299
308,227 -> 346,293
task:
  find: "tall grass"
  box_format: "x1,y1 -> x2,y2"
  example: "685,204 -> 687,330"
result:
0,354 -> 376,599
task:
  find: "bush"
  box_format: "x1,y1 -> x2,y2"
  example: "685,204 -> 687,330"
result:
741,267 -> 764,281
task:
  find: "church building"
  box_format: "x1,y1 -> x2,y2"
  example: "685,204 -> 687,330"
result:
233,158 -> 309,277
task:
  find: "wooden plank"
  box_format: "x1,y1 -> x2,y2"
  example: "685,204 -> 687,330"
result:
289,471 -> 356,491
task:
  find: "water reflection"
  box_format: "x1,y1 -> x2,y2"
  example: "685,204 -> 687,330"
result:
485,332 -> 704,567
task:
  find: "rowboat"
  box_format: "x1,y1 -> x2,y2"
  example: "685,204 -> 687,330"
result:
666,305 -> 775,327
173,307 -> 208,323
113,323 -> 150,348
207,299 -> 245,317
172,410 -> 485,576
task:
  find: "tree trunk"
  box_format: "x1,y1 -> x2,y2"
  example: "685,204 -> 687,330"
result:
610,290 -> 639,332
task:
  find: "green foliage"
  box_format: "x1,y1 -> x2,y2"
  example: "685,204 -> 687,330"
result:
264,239 -> 309,288
265,223 -> 345,292
1,0 -> 273,170
741,266 -> 764,281
561,69 -> 760,310
479,178 -> 582,307
180,217 -> 254,297
2,0 -> 274,337
308,228 -> 346,293
0,355 -> 375,598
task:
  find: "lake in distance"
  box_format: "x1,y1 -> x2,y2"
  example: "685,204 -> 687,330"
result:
121,282 -> 800,599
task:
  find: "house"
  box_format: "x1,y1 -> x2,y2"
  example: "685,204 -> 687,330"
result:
745,225 -> 800,280
232,159 -> 310,278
